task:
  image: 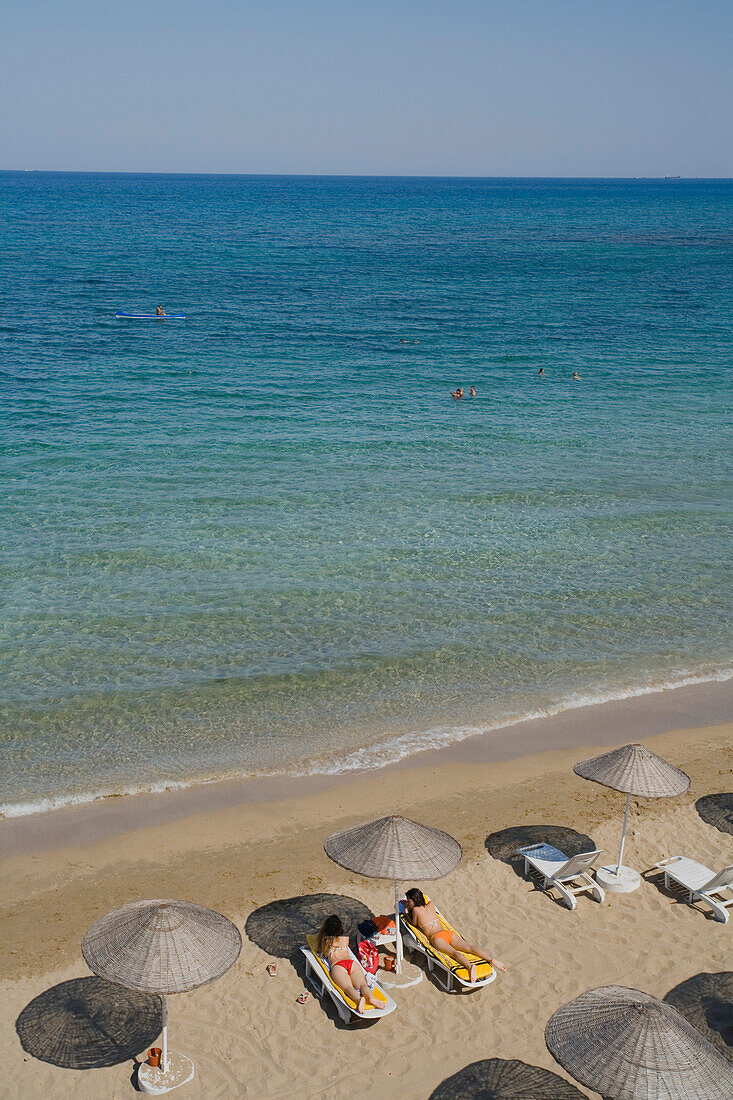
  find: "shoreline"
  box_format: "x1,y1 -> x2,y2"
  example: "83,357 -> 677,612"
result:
2,675 -> 730,860
6,669 -> 730,827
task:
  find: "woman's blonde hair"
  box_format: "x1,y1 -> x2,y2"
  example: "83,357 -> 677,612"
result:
316,913 -> 345,957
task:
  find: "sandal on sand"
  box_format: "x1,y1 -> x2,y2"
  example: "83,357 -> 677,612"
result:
296,991 -> 311,1004
266,963 -> 278,977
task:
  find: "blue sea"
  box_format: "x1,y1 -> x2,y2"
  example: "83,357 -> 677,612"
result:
1,173 -> 731,816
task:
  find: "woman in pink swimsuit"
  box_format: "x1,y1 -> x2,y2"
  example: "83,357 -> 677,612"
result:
316,915 -> 383,1012
403,889 -> 507,983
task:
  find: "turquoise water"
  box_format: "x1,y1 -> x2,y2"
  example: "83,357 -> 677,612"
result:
1,173 -> 732,815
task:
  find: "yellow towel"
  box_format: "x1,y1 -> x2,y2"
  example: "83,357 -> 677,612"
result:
402,902 -> 493,983
305,935 -> 389,1013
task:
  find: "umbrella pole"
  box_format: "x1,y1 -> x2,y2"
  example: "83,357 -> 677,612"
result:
394,879 -> 403,974
616,793 -> 631,873
162,993 -> 169,1074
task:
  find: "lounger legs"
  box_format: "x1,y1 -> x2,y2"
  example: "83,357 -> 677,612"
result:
522,859 -> 576,908
555,882 -> 577,910
522,858 -> 604,908
402,937 -> 455,991
305,960 -> 352,1023
662,872 -> 731,922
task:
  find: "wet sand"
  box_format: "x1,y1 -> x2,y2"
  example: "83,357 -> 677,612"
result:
2,676 -> 730,858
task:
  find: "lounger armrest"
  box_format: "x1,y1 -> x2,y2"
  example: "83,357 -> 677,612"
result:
653,856 -> 681,869
702,865 -> 733,892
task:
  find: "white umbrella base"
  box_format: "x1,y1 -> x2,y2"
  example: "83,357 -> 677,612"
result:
137,1052 -> 195,1094
596,864 -> 641,893
378,960 -> 423,989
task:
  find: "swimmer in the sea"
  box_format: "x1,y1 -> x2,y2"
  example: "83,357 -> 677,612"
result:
572,371 -> 581,381
469,385 -> 476,396
538,368 -> 545,377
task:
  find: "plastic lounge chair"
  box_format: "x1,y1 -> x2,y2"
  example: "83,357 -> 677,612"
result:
517,843 -> 605,909
300,935 -> 396,1023
653,856 -> 733,923
400,899 -> 496,993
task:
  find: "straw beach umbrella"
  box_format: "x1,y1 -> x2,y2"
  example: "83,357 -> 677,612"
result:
325,815 -> 462,975
82,899 -> 241,1091
545,984 -> 733,1099
574,743 -> 690,892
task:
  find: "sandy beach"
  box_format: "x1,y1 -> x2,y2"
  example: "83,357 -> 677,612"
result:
1,683 -> 731,1099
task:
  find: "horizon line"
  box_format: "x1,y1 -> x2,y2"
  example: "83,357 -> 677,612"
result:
1,169 -> 731,181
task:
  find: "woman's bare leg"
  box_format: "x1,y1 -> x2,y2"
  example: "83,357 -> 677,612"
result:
451,932 -> 491,962
331,964 -> 365,1010
435,940 -> 478,979
331,962 -> 381,1011
434,933 -> 495,982
351,959 -> 382,1008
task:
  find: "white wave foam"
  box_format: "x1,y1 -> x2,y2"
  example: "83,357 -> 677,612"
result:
297,665 -> 733,777
2,664 -> 731,820
0,778 -> 199,820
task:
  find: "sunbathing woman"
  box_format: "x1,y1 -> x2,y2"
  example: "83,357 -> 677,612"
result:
403,889 -> 507,983
316,914 -> 383,1013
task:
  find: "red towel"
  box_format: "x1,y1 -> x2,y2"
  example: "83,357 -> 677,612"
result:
357,940 -> 379,974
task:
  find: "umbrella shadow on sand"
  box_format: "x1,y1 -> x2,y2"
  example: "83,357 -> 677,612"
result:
15,976 -> 162,1070
664,972 -> 733,1060
428,1057 -> 586,1098
695,793 -> 733,837
245,893 -> 374,1028
485,824 -> 597,879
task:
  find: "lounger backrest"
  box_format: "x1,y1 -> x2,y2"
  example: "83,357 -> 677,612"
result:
557,849 -> 603,878
703,865 -> 733,892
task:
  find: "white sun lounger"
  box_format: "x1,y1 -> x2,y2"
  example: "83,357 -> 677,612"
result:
300,936 -> 396,1023
400,900 -> 497,993
517,843 -> 605,910
653,856 -> 733,923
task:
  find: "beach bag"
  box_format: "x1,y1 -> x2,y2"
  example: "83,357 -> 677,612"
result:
357,939 -> 379,974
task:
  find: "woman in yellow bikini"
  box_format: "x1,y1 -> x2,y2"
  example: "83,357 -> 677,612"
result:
316,914 -> 384,1013
403,889 -> 507,983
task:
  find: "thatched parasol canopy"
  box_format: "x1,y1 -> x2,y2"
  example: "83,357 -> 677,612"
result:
545,984 -> 733,1099
82,898 -> 241,1080
573,744 -> 690,886
574,743 -> 690,798
325,815 -> 461,977
82,898 -> 241,995
325,815 -> 462,880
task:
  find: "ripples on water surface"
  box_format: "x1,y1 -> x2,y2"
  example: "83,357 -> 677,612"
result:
1,174 -> 731,813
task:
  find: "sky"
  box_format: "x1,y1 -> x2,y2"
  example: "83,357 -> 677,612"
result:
1,0 -> 731,176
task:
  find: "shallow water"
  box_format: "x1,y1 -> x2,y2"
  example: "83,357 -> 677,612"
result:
1,173 -> 731,815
